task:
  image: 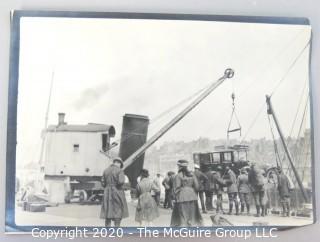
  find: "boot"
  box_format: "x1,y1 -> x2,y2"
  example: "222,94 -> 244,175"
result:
216,203 -> 222,213
114,218 -> 121,227
260,205 -> 265,217
228,203 -> 233,215
286,204 -> 290,217
281,204 -> 286,217
105,219 -> 111,227
246,204 -> 250,216
241,204 -> 245,213
206,197 -> 213,211
216,201 -> 221,213
235,203 -> 240,216
255,205 -> 260,217
219,203 -> 225,214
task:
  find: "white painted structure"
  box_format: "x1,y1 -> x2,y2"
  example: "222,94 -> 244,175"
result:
43,113 -> 115,203
44,127 -> 114,177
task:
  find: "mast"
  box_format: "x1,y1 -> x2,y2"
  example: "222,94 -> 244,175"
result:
39,71 -> 54,171
266,95 -> 308,202
123,68 -> 234,170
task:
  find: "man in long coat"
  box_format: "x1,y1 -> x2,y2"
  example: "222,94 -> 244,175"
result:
248,162 -> 265,217
162,171 -> 174,209
277,168 -> 292,217
100,157 -> 129,227
237,168 -> 251,215
212,166 -> 226,214
224,166 -> 239,215
194,164 -> 208,213
204,166 -> 214,211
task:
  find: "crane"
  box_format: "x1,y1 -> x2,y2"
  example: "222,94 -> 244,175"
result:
123,68 -> 235,170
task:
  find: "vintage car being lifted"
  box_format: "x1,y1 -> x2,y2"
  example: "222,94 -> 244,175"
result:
193,144 -> 250,175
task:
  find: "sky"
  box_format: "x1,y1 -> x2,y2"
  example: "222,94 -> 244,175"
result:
17,17 -> 311,166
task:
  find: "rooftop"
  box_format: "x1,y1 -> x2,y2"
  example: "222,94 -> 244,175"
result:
46,123 -> 115,136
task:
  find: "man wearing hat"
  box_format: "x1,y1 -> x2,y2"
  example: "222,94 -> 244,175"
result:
204,166 -> 214,211
194,164 -> 209,213
248,162 -> 265,217
100,157 -> 129,227
212,166 -> 226,214
162,171 -> 175,209
277,168 -> 292,217
224,166 -> 239,215
237,168 -> 251,215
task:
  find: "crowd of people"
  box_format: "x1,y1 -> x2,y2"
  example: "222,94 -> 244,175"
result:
100,157 -> 293,227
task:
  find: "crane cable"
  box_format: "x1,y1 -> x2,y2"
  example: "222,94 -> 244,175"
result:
103,78 -> 215,152
227,92 -> 242,139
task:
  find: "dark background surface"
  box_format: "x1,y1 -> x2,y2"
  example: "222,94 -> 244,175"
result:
0,0 -> 319,241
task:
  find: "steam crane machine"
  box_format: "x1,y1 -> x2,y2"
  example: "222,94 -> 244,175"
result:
42,69 -> 234,203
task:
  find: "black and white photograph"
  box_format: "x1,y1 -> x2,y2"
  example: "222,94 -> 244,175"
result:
6,11 -> 314,231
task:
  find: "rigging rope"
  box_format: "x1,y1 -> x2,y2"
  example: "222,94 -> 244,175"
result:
300,98 -> 310,183
235,29 -> 308,101
287,81 -> 308,139
239,38 -> 310,144
286,95 -> 309,191
280,81 -> 308,164
239,102 -> 266,143
267,114 -> 282,168
270,39 -> 311,97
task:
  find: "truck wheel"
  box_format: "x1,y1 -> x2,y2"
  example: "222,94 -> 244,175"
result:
64,196 -> 71,204
266,167 -> 279,186
79,190 -> 88,202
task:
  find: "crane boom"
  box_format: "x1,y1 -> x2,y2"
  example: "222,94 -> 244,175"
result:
123,68 -> 234,170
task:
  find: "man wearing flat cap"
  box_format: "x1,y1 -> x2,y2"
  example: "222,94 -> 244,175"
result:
100,157 -> 129,227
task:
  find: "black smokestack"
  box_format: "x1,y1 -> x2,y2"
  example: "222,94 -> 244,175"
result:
119,114 -> 149,188
58,113 -> 66,125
